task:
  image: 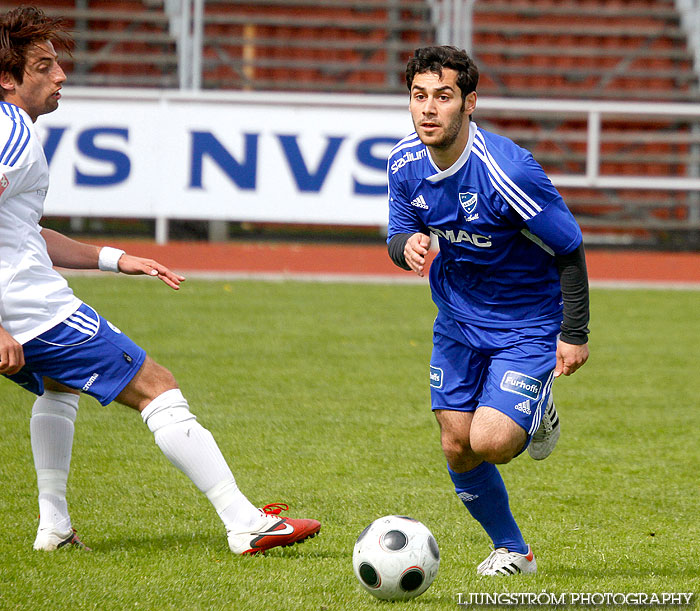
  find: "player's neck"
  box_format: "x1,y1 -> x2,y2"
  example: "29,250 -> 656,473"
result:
2,96 -> 37,122
428,127 -> 470,171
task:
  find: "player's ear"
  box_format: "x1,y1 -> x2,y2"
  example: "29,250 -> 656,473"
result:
464,91 -> 477,116
0,71 -> 16,95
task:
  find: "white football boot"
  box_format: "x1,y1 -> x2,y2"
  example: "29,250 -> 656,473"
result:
477,546 -> 537,576
528,396 -> 560,460
34,527 -> 91,551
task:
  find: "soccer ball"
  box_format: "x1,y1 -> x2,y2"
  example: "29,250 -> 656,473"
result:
352,515 -> 440,601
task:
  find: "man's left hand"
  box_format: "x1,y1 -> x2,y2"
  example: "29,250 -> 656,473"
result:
554,340 -> 589,378
117,254 -> 186,290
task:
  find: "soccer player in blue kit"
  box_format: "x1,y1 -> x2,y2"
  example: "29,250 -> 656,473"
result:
387,46 -> 590,576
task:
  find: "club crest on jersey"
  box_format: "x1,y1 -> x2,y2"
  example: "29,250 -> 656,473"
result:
500,371 -> 542,400
459,192 -> 478,215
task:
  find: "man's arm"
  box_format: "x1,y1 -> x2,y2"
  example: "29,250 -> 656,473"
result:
554,241 -> 590,377
387,232 -> 431,277
40,228 -> 185,290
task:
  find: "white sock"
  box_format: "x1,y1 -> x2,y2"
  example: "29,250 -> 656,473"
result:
30,390 -> 79,534
141,389 -> 261,532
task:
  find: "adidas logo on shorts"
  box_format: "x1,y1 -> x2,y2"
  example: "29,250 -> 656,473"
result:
514,400 -> 531,415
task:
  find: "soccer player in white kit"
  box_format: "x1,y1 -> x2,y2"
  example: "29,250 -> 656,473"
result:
0,6 -> 320,554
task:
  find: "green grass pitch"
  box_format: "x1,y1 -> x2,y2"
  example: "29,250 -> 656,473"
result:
1,276 -> 699,610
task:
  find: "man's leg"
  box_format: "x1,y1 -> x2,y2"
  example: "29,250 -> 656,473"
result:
31,379 -> 89,550
437,408 -> 528,551
436,408 -> 536,575
116,357 -> 320,554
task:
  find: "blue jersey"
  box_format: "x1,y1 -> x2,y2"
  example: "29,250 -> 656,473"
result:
387,122 -> 582,328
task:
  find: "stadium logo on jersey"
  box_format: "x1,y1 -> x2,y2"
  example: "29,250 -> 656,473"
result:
500,371 -> 542,400
410,194 -> 429,209
428,226 -> 492,248
0,173 -> 8,196
513,399 -> 532,415
458,192 -> 478,215
390,148 -> 427,174
429,365 -> 443,389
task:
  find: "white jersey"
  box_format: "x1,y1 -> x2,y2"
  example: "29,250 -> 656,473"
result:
0,102 -> 81,344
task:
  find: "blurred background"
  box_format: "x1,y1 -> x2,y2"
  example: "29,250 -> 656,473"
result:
7,0 -> 700,252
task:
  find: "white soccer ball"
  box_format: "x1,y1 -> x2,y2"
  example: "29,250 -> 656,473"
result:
352,515 -> 440,601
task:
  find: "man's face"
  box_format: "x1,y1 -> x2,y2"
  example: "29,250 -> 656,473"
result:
409,68 -> 475,152
1,40 -> 66,122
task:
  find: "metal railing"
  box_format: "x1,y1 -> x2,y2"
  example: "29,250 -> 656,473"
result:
477,97 -> 700,246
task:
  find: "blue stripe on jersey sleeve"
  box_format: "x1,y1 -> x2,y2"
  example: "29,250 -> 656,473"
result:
388,133 -> 421,158
472,131 -> 545,220
0,103 -> 30,167
7,121 -> 29,166
0,106 -> 19,164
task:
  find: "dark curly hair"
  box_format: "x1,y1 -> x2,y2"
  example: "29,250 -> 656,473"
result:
405,46 -> 479,103
0,6 -> 72,97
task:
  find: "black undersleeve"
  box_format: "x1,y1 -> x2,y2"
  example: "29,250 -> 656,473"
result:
555,242 -> 590,345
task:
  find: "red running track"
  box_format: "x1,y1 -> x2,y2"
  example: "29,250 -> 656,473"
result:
86,239 -> 700,286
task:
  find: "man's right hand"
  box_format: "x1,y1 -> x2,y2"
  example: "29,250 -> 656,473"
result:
0,326 -> 24,375
404,232 -> 431,277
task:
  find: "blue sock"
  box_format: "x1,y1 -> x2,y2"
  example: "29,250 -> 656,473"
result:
448,461 -> 528,554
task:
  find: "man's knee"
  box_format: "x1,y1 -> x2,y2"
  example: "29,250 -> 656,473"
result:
469,433 -> 518,464
116,357 -> 179,410
470,406 -> 526,464
441,433 -> 471,464
144,359 -> 177,389
436,409 -> 480,469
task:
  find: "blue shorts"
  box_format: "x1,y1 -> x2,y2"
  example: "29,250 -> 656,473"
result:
430,310 -> 558,438
4,303 -> 146,406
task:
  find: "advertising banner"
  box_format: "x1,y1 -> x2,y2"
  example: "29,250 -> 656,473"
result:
40,89 -> 414,227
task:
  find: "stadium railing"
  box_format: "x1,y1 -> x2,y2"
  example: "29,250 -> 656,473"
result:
476,96 -> 700,246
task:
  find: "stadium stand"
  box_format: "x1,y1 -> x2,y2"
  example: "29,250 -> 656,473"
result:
472,0 -> 699,102
25,0 -> 433,92
198,0 -> 434,92
27,0 -> 699,102
31,0 -> 178,88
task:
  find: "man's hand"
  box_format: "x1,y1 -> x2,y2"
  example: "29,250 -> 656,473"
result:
554,340 -> 589,378
404,233 -> 431,277
117,254 -> 186,290
0,326 -> 24,375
